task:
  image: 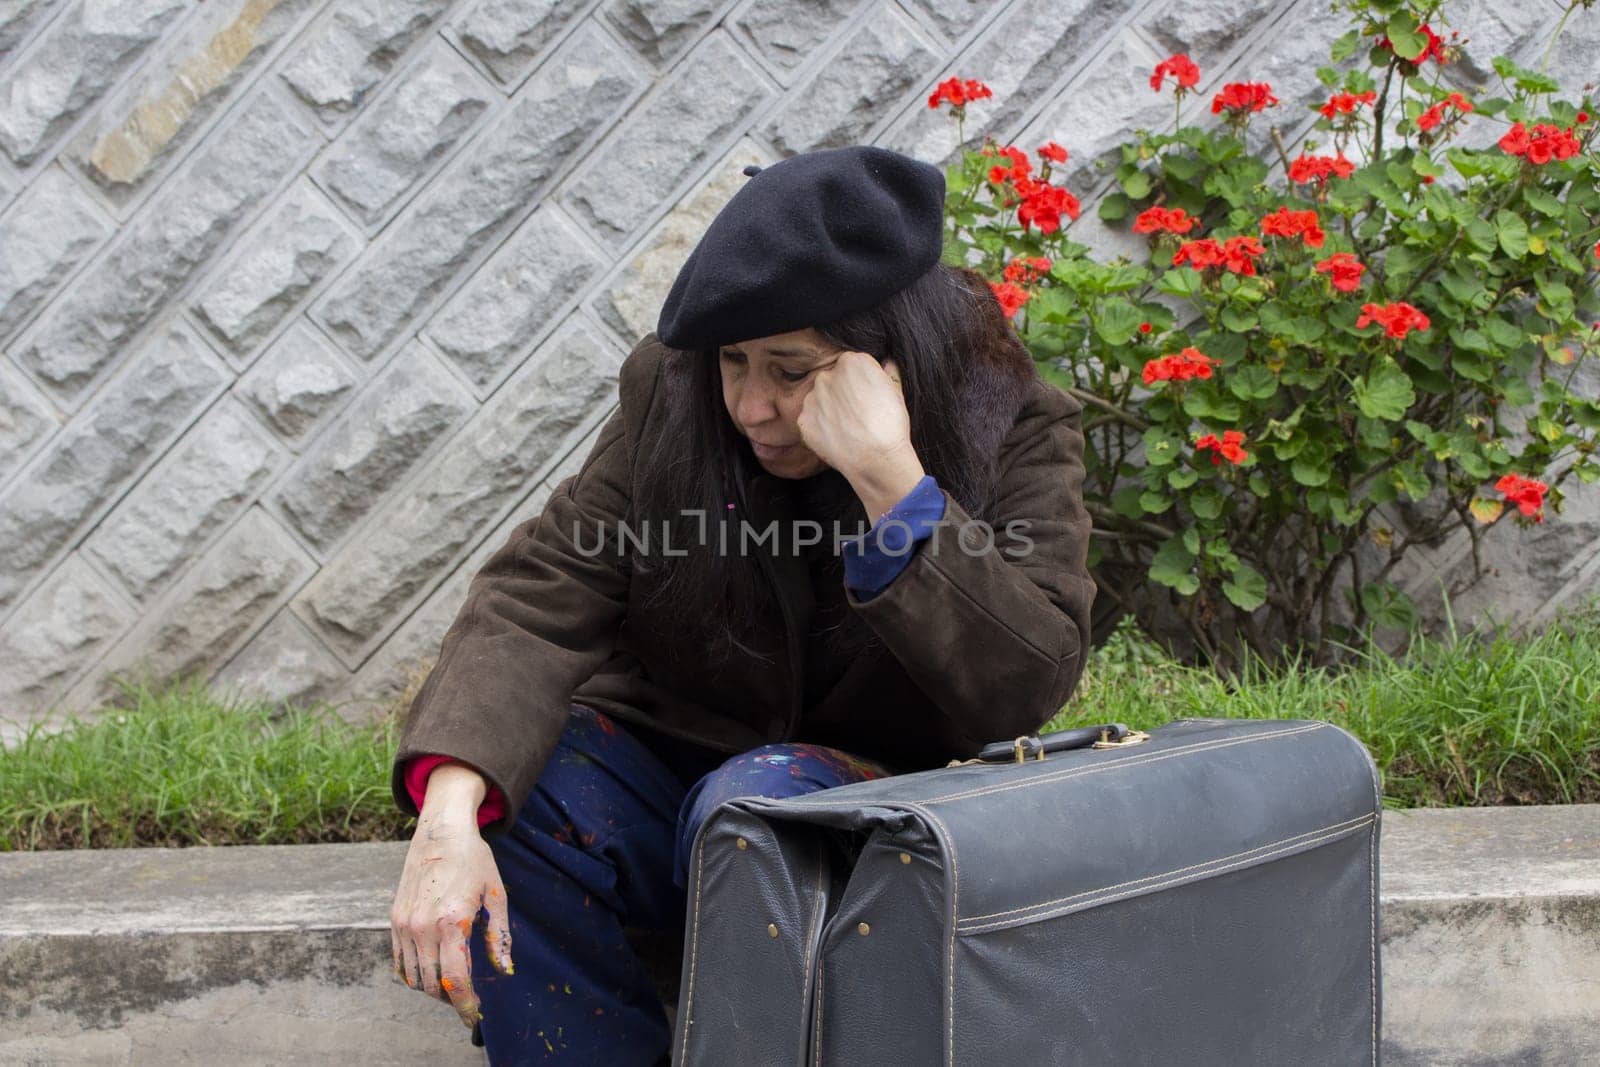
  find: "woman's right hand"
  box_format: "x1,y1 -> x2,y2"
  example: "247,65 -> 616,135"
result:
390,762 -> 514,1030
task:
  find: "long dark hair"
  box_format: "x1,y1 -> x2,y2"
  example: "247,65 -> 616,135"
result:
630,262 -> 1037,670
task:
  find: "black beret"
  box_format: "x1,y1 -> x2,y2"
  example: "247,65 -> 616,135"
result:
656,145 -> 946,351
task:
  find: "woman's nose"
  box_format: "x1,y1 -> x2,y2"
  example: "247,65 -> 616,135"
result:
736,377 -> 778,425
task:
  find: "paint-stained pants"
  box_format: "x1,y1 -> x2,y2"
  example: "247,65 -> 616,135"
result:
466,703 -> 893,1065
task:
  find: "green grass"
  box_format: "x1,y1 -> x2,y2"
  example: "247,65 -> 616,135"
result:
1045,601 -> 1600,809
0,678 -> 413,851
4,601 -> 1598,850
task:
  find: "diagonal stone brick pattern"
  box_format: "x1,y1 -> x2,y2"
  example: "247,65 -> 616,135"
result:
0,0 -> 1592,730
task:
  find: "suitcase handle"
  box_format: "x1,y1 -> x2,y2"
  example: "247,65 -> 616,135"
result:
972,723 -> 1146,764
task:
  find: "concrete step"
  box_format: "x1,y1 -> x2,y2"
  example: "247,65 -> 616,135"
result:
1,805 -> 1596,1065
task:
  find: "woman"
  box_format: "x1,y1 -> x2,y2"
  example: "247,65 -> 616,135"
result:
387,145 -> 1096,1063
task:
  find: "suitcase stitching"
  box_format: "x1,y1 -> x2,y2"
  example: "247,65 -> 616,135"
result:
896,801 -> 959,1067
955,812 -> 1376,932
812,961 -> 824,1067
678,816 -> 711,1065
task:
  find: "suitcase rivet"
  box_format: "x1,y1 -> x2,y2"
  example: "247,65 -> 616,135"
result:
737,837 -> 748,850
899,852 -> 911,864
767,924 -> 779,938
857,922 -> 870,936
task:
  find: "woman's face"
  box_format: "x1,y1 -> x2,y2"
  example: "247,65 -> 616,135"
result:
717,327 -> 839,478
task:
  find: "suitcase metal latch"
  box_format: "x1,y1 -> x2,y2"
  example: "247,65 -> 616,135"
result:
1092,728 -> 1151,749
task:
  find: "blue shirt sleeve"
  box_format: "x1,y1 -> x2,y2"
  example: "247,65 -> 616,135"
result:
842,475 -> 946,601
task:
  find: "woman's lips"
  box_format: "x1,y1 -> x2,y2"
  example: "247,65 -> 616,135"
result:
750,439 -> 795,459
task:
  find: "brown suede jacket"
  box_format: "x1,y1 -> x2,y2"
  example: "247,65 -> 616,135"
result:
390,329 -> 1097,835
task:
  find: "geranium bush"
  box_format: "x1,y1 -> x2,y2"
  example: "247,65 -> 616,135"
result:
933,0 -> 1600,668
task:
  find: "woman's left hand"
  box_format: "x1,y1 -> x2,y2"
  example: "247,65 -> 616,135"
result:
797,353 -> 910,476
798,352 -> 926,513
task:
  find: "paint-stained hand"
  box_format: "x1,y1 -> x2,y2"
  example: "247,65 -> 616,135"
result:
390,763 -> 514,1030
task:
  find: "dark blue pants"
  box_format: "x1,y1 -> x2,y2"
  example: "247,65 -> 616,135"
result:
467,704 -> 892,1064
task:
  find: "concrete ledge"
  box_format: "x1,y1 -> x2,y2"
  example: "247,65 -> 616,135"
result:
1,805 -> 1596,1064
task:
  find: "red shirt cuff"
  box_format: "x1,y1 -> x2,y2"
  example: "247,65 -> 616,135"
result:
403,754 -> 507,829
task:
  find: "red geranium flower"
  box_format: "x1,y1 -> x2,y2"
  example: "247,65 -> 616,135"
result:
1139,322 -> 1153,334
1260,206 -> 1326,249
1194,429 -> 1249,465
1314,252 -> 1366,292
1356,301 -> 1431,339
1593,239 -> 1600,261
987,144 -> 1032,185
1151,53 -> 1200,93
989,281 -> 1031,318
1287,153 -> 1356,184
1037,141 -> 1069,163
1318,90 -> 1377,118
1211,81 -> 1279,116
1132,205 -> 1198,235
1172,235 -> 1265,275
1417,92 -> 1473,131
1002,255 -> 1052,284
1495,473 -> 1548,522
1014,179 -> 1081,234
1498,122 -> 1581,164
928,77 -> 993,111
1142,347 -> 1217,385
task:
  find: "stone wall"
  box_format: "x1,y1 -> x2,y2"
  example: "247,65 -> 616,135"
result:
0,0 -> 1594,736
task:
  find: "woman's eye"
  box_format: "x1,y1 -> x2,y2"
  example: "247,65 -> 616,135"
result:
780,370 -> 809,383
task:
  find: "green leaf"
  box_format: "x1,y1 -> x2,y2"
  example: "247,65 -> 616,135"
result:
1163,153 -> 1205,182
1182,387 -> 1242,423
1220,305 -> 1258,332
1523,187 -> 1563,218
1139,490 -> 1174,514
1354,359 -> 1415,421
1190,488 -> 1224,520
1222,564 -> 1267,612
1464,218 -> 1499,254
1142,426 -> 1184,466
1149,535 -> 1196,589
1382,243 -> 1431,284
1483,314 -> 1525,349
1155,267 -> 1204,298
1359,581 -> 1418,632
1291,450 -> 1331,487
1385,10 -> 1427,61
1452,349 -> 1491,382
1330,30 -> 1360,62
1548,239 -> 1584,274
1393,457 -> 1431,500
1489,56 -> 1559,94
1111,485 -> 1145,519
1440,269 -> 1488,308
1098,192 -> 1132,221
1449,326 -> 1492,353
1495,209 -> 1529,259
1167,467 -> 1199,489
1094,298 -> 1145,345
1120,169 -> 1153,200
1535,273 -> 1575,320
1227,364 -> 1279,401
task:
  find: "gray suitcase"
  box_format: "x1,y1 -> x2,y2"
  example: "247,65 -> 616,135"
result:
672,717 -> 1382,1065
